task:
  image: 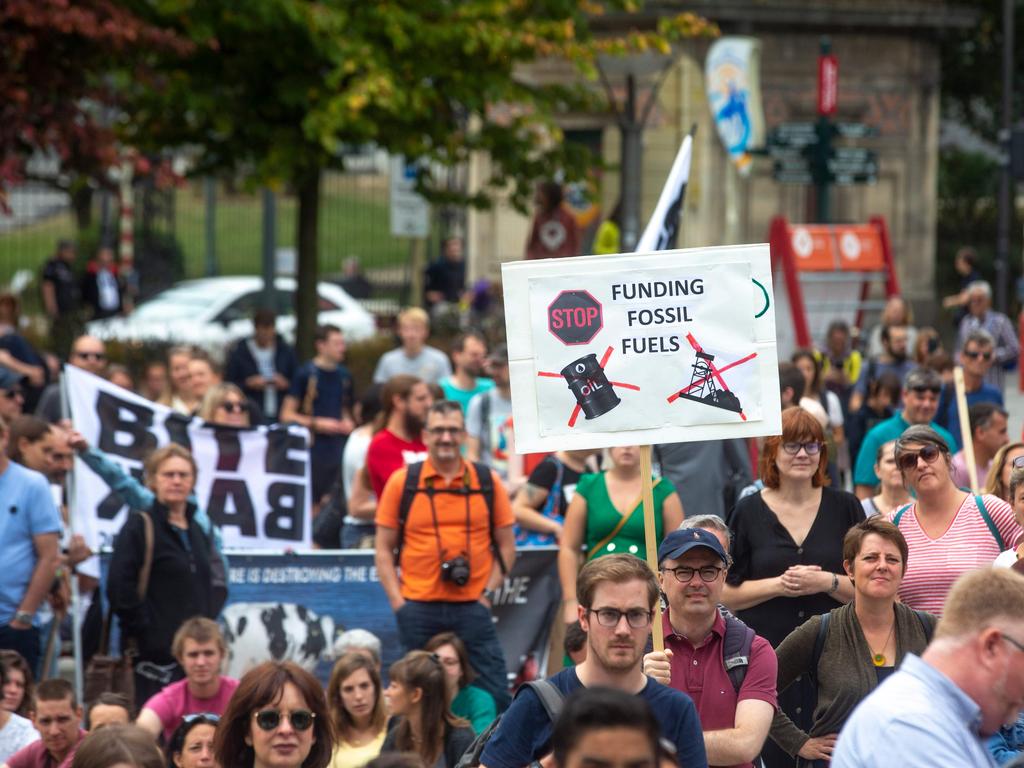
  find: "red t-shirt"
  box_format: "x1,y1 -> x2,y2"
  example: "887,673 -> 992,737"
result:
142,676 -> 240,743
663,610 -> 778,768
366,429 -> 427,497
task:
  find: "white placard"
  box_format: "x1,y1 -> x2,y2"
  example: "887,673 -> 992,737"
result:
66,366 -> 313,551
502,244 -> 781,451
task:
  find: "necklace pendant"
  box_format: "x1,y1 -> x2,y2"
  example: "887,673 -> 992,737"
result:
872,653 -> 886,667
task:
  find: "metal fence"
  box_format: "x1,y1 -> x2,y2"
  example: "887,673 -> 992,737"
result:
0,163 -> 441,310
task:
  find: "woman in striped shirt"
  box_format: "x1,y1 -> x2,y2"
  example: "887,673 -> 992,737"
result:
887,424 -> 1022,614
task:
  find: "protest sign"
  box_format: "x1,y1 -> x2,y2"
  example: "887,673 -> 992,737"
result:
503,244 -> 780,452
66,366 -> 312,551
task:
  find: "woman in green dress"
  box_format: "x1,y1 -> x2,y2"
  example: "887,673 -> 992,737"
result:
558,445 -> 684,624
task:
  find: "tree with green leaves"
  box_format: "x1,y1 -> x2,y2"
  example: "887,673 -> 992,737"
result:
125,0 -> 713,356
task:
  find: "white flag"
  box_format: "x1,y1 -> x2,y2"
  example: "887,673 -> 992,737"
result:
635,130 -> 694,253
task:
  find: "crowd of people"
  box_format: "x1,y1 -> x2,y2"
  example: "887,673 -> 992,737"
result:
3,229 -> 1024,768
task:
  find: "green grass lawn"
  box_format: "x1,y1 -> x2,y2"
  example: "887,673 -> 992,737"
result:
0,174 -> 415,286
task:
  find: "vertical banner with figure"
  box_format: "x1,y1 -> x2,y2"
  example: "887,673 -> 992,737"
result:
705,37 -> 766,175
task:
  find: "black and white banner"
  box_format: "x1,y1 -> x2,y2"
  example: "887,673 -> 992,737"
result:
66,366 -> 313,551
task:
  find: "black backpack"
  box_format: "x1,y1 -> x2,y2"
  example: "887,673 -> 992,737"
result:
720,610 -> 757,693
455,679 -> 563,768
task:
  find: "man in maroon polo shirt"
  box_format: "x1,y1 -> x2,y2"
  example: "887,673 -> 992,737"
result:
2,680 -> 85,768
644,520 -> 777,768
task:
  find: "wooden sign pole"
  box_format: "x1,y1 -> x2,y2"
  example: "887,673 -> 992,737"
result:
952,366 -> 979,493
639,445 -> 664,652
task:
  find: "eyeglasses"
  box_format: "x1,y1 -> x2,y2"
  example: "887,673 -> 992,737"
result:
2,389 -> 22,400
74,351 -> 106,361
586,607 -> 653,629
962,350 -> 993,361
426,426 -> 463,436
253,709 -> 315,732
661,565 -> 724,583
1002,633 -> 1024,654
781,441 -> 822,456
896,444 -> 943,471
182,712 -> 220,724
908,385 -> 941,397
218,401 -> 249,414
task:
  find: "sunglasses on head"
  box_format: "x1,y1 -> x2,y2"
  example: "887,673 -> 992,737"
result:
182,712 -> 220,724
897,444 -> 943,471
219,401 -> 249,414
908,385 -> 941,396
253,709 -> 315,732
1012,455 -> 1024,470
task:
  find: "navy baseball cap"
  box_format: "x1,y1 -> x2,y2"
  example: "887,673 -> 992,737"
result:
657,528 -> 728,566
0,366 -> 21,391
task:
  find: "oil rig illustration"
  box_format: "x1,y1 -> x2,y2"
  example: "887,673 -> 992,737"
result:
676,350 -> 743,414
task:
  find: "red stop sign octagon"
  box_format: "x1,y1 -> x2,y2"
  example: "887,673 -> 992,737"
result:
548,290 -> 603,345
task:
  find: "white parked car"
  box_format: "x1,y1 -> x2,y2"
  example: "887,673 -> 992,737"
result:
86,276 -> 377,354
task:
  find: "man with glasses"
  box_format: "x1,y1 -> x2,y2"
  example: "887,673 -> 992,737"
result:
0,369 -> 24,424
35,335 -> 107,425
1,679 -> 84,768
853,368 -> 956,499
957,280 -> 1019,392
936,329 -> 1004,450
480,554 -> 707,768
375,400 -> 516,711
136,617 -> 238,743
642,526 -> 776,768
833,567 -> 1024,767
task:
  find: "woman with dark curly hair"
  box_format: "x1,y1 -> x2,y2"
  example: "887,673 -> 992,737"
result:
214,661 -> 332,768
0,650 -> 33,717
166,712 -> 218,768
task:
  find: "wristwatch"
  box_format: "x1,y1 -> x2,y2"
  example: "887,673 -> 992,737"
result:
13,611 -> 32,626
828,573 -> 840,595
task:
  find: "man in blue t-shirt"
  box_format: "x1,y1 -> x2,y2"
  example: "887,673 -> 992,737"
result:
280,324 -> 355,506
480,554 -> 707,768
0,416 -> 62,676
936,328 -> 1004,450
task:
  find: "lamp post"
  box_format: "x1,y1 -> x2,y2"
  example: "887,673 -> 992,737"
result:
597,50 -> 677,251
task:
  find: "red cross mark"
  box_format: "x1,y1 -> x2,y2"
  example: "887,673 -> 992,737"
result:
666,333 -> 757,421
537,346 -> 640,427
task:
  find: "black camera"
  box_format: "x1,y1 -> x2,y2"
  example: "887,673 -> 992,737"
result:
440,555 -> 471,587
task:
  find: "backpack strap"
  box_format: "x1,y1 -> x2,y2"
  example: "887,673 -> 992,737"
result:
974,494 -> 1005,550
914,609 -> 934,644
810,612 -> 830,686
892,503 -> 913,527
471,461 -> 505,576
394,461 -> 425,561
721,612 -> 756,694
522,679 -> 564,721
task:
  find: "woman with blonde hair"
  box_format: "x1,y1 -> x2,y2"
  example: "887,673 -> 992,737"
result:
381,652 -> 473,768
326,653 -> 388,768
198,383 -> 254,427
983,441 -> 1024,502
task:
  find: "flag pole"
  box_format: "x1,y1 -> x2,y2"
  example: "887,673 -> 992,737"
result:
639,445 -> 664,652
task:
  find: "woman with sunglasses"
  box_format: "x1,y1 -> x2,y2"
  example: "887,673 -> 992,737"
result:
995,468 -> 1024,567
888,424 -> 1021,614
983,442 -> 1024,502
215,661 -> 331,768
423,632 -> 497,735
68,430 -> 228,709
167,713 -> 219,768
861,440 -> 910,518
326,653 -> 387,768
768,519 -> 936,767
381,651 -> 474,768
198,384 -> 255,428
723,407 -> 863,768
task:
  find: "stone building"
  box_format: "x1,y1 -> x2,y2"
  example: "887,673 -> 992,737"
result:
466,0 -> 974,334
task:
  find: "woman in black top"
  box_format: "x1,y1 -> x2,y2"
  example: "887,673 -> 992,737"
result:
724,407 -> 864,768
381,651 -> 474,768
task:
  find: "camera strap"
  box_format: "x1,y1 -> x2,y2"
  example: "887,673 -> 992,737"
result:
423,471 -> 473,567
